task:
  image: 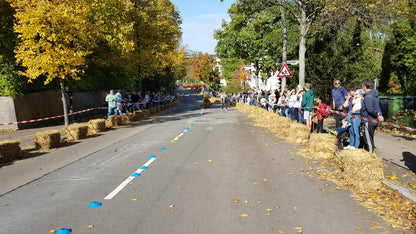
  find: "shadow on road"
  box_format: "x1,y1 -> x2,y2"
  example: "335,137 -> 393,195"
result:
401,152 -> 416,174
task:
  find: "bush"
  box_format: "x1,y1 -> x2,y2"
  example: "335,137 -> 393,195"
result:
391,110 -> 416,129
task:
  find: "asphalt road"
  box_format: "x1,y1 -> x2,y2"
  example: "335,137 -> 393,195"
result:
0,91 -> 400,234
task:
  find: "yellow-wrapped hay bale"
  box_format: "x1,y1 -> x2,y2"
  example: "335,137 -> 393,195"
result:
88,119 -> 106,135
0,140 -> 21,163
123,113 -> 135,123
341,149 -> 383,191
308,133 -> 337,159
287,123 -> 310,145
67,123 -> 88,141
106,115 -> 122,128
35,130 -> 61,150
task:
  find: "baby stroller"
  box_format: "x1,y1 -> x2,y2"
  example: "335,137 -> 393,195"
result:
334,124 -> 367,150
336,126 -> 350,150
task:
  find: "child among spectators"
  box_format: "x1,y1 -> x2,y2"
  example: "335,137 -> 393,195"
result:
315,96 -> 329,133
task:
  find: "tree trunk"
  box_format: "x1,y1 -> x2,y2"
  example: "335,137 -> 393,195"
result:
298,7 -> 307,87
280,5 -> 287,94
60,79 -> 69,127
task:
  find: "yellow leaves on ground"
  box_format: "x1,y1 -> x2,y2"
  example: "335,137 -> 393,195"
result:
240,213 -> 249,218
232,199 -> 240,203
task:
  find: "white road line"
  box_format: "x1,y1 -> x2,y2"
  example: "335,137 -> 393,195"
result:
104,157 -> 156,200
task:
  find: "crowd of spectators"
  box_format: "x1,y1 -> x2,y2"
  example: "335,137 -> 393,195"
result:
216,79 -> 383,153
105,90 -> 176,120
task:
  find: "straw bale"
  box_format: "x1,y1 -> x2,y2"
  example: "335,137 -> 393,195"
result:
35,130 -> 61,150
106,115 -> 122,128
0,140 -> 21,163
209,97 -> 222,104
123,113 -> 135,123
287,123 -> 310,145
308,133 -> 337,159
341,149 -> 383,191
133,110 -> 144,120
228,101 -> 236,107
66,123 -> 88,141
142,109 -> 151,117
88,119 -> 106,135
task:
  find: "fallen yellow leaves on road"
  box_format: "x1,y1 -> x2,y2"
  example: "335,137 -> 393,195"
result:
294,227 -> 303,233
88,225 -> 94,229
256,201 -> 263,204
169,204 -> 174,208
355,227 -> 362,231
240,213 -> 249,218
48,230 -> 56,234
263,179 -> 269,182
132,198 -> 138,201
232,199 -> 240,203
278,230 -> 285,233
243,200 -> 249,204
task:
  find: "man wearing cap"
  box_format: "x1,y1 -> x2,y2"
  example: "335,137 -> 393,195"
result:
361,79 -> 384,153
332,79 -> 348,128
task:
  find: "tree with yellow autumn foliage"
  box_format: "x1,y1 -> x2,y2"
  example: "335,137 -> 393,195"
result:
9,0 -> 134,126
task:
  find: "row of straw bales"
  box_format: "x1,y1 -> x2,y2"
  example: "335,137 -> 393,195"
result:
0,101 -> 179,163
236,102 -> 384,191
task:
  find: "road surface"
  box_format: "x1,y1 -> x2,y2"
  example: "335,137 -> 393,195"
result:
0,92 -> 400,233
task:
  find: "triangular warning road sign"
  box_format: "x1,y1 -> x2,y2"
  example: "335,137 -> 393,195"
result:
277,64 -> 292,78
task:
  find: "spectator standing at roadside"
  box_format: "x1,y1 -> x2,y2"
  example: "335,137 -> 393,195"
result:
361,79 -> 384,153
332,79 -> 348,128
221,92 -> 229,111
63,85 -> 74,124
287,90 -> 297,121
115,90 -> 123,117
294,85 -> 304,124
345,89 -> 365,150
105,90 -> 118,120
302,83 -> 314,130
315,96 -> 329,133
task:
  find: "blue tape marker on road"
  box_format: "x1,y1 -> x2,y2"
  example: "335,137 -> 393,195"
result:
186,128 -> 190,130
196,117 -> 200,119
149,155 -> 156,159
194,120 -> 198,122
56,228 -> 72,234
191,124 -> 194,126
132,173 -> 141,177
140,166 -> 148,170
160,147 -> 167,150
88,202 -> 102,208
181,131 -> 186,134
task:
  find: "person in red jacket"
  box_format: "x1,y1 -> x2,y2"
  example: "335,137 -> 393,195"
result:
315,96 -> 330,133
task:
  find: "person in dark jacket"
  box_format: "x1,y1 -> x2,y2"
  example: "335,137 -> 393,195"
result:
361,79 -> 384,153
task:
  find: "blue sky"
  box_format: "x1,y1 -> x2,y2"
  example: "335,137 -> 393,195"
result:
171,0 -> 234,54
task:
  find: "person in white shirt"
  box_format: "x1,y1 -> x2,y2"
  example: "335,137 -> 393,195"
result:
345,89 -> 365,150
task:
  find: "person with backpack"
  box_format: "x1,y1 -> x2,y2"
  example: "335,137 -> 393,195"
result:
315,96 -> 330,133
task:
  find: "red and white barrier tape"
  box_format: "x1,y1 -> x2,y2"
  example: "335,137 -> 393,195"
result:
253,102 -> 416,132
0,101 -> 176,126
0,107 -> 100,126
